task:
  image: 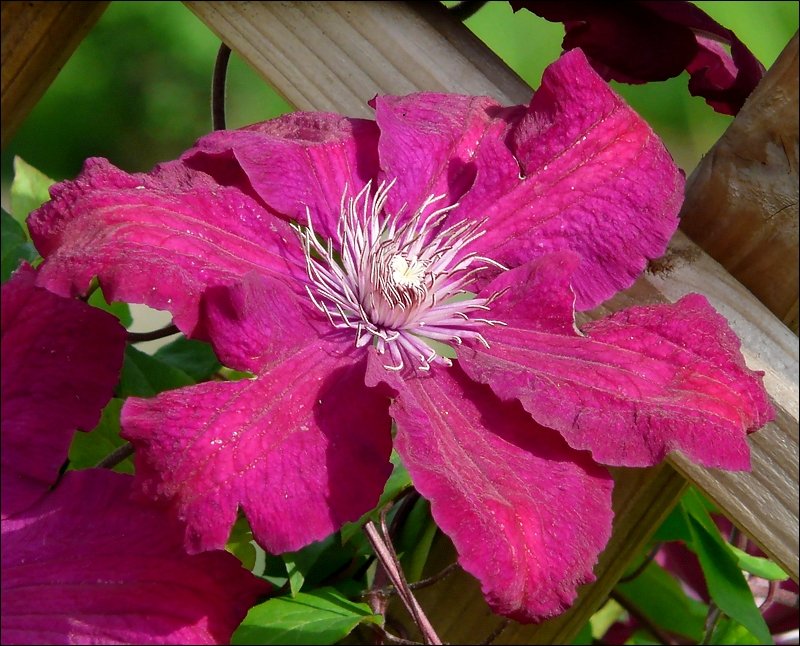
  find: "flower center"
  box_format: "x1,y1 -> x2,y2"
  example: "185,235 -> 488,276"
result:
295,180 -> 506,372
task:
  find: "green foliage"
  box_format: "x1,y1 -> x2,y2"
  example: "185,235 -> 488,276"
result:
616,561 -> 708,641
116,345 -> 196,398
153,336 -> 222,381
10,156 -> 55,231
609,487 -> 784,645
68,398 -> 134,474
1,209 -> 36,282
231,587 -> 382,645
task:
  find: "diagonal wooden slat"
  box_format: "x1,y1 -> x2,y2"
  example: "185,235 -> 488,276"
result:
0,1 -> 109,149
679,34 -> 799,333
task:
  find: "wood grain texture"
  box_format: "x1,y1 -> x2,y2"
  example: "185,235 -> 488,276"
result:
1,1 -> 109,149
679,35 -> 799,332
185,0 -> 799,638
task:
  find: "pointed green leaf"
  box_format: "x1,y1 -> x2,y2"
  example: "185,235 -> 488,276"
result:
687,515 -> 773,644
231,587 -> 382,645
10,156 -> 56,231
727,545 -> 789,581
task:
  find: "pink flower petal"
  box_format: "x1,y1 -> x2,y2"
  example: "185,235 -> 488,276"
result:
386,365 -> 613,622
370,93 -> 518,220
201,271 -> 329,374
511,1 -> 764,115
28,158 -> 304,336
456,49 -> 685,310
1,265 -> 125,518
459,255 -> 774,469
121,345 -> 392,554
1,469 -> 268,645
182,112 -> 380,243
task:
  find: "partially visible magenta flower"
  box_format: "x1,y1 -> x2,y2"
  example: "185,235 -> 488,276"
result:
27,50 -> 773,622
1,266 -> 269,644
511,1 -> 765,115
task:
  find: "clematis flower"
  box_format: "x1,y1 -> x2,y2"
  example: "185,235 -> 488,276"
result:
510,0 -> 765,115
1,265 -> 269,644
27,49 -> 773,622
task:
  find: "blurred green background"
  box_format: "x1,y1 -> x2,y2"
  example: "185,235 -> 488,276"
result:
2,1 -> 798,195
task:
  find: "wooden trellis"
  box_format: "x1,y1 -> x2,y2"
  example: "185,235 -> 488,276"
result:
2,2 -> 797,644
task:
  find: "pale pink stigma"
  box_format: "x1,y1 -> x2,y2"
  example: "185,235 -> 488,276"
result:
296,181 -> 506,372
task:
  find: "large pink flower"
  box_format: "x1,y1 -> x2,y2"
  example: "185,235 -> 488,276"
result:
1,266 -> 269,644
27,50 -> 772,622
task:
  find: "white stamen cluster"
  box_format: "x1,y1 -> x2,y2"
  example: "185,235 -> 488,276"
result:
295,180 -> 506,372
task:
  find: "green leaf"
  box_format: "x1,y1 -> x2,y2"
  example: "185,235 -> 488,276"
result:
650,499 -> 693,543
624,630 -> 662,645
68,399 -> 134,473
615,561 -> 707,641
397,497 -> 438,583
569,621 -> 593,645
686,515 -> 773,644
709,616 -> 764,645
1,208 -> 37,282
10,156 -> 56,231
282,537 -> 335,597
154,336 -> 222,381
231,587 -> 382,645
87,288 -> 133,327
116,345 -> 195,397
727,545 -> 789,581
226,515 -> 258,572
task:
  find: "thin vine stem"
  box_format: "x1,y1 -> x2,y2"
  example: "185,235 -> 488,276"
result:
212,43 -> 231,131
126,323 -> 180,343
364,520 -> 442,645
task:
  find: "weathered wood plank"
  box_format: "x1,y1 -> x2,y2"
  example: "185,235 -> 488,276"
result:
184,0 -> 799,638
1,1 -> 109,149
679,35 -> 799,332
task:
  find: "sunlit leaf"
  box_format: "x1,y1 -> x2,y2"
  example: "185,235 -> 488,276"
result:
231,587 -> 382,645
10,156 -> 55,231
727,544 -> 789,582
227,515 -> 258,572
709,616 -> 763,645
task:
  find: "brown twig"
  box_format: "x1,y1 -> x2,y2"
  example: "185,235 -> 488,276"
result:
364,520 -> 442,645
